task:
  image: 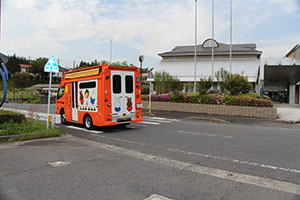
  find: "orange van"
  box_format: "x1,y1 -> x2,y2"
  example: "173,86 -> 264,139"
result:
56,64 -> 143,129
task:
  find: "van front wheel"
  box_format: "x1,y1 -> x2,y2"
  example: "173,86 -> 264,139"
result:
84,115 -> 93,130
61,110 -> 66,124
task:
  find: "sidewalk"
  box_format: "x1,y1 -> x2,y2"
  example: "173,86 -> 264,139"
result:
274,103 -> 300,123
143,104 -> 300,129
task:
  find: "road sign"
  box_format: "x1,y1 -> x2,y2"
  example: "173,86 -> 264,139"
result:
44,56 -> 59,73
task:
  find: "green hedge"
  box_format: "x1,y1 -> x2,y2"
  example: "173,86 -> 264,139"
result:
142,93 -> 273,107
0,111 -> 26,124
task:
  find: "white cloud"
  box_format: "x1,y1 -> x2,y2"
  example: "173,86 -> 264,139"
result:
259,33 -> 300,57
0,0 -> 299,68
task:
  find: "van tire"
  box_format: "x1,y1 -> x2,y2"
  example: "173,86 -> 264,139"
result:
84,115 -> 93,130
60,110 -> 66,124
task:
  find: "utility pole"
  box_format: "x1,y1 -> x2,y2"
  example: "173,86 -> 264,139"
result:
110,39 -> 112,64
193,0 -> 198,93
212,0 -> 214,78
230,0 -> 233,74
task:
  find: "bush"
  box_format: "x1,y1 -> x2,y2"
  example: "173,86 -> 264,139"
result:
0,111 -> 26,124
154,71 -> 183,94
142,93 -> 273,107
225,74 -> 252,95
141,85 -> 149,95
198,78 -> 213,95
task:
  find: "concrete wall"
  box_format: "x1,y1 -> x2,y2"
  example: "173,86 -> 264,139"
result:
143,101 -> 277,119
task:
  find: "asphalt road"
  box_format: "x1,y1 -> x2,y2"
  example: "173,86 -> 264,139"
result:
1,104 -> 300,199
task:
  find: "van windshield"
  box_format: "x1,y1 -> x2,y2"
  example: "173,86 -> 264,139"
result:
57,87 -> 65,100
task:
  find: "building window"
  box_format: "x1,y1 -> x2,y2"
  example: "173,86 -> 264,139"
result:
202,39 -> 219,48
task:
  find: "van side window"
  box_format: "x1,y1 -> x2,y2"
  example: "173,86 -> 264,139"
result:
57,87 -> 65,100
125,75 -> 133,93
113,75 -> 121,94
79,81 -> 96,89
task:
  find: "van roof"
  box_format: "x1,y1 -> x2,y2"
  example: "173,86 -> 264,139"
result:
64,64 -> 138,79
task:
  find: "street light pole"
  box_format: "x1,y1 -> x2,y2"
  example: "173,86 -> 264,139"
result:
149,68 -> 153,112
194,0 -> 197,93
139,55 -> 144,85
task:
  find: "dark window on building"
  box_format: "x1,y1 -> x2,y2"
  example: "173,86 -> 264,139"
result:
79,81 -> 96,89
57,87 -> 65,100
125,75 -> 133,93
113,75 -> 121,94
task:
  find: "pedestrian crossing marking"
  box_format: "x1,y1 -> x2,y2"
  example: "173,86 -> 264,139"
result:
140,117 -> 179,125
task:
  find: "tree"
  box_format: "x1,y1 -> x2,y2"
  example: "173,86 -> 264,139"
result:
12,72 -> 31,88
6,54 -> 20,75
224,74 -> 252,95
29,57 -> 49,81
215,67 -> 231,93
154,71 -> 182,94
198,77 -> 213,95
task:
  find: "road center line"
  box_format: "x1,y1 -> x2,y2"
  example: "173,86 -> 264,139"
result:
70,136 -> 300,195
178,130 -> 233,139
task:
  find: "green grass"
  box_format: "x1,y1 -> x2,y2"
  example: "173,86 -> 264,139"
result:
0,120 -> 63,142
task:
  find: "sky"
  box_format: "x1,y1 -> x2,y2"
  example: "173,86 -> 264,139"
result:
1,0 -> 300,69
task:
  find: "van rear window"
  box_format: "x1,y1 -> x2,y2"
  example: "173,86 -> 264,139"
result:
113,75 -> 121,94
79,81 -> 96,89
125,75 -> 133,93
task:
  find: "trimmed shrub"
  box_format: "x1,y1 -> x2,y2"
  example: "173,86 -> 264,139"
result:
0,111 -> 26,124
142,93 -> 273,107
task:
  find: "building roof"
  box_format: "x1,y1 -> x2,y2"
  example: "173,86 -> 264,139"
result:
285,45 -> 300,57
158,39 -> 262,58
0,52 -> 9,62
20,64 -> 31,68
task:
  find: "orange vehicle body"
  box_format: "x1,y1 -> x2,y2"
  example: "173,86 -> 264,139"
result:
56,64 -> 143,128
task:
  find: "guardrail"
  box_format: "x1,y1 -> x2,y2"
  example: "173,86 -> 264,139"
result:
1,107 -> 61,127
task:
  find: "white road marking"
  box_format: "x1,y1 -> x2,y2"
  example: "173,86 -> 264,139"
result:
67,126 -> 103,134
70,136 -> 300,195
144,119 -> 172,123
143,117 -> 179,122
48,161 -> 71,167
178,130 -> 233,139
143,194 -> 173,200
85,133 -> 300,176
140,121 -> 160,125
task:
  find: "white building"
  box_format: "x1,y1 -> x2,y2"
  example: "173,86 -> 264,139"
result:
154,39 -> 262,92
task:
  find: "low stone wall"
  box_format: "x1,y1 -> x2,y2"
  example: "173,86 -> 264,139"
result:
142,101 -> 277,119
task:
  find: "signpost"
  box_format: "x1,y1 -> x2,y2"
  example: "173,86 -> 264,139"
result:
44,56 -> 59,129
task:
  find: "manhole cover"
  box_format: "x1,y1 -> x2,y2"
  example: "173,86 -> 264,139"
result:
48,161 -> 71,167
143,194 -> 173,200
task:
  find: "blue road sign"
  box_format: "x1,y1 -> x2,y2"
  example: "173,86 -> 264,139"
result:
44,56 -> 59,73
0,62 -> 9,108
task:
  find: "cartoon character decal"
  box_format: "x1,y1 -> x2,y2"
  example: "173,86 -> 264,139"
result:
127,97 -> 132,111
114,97 -> 121,112
90,96 -> 95,105
85,89 -> 89,98
79,91 -> 84,105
